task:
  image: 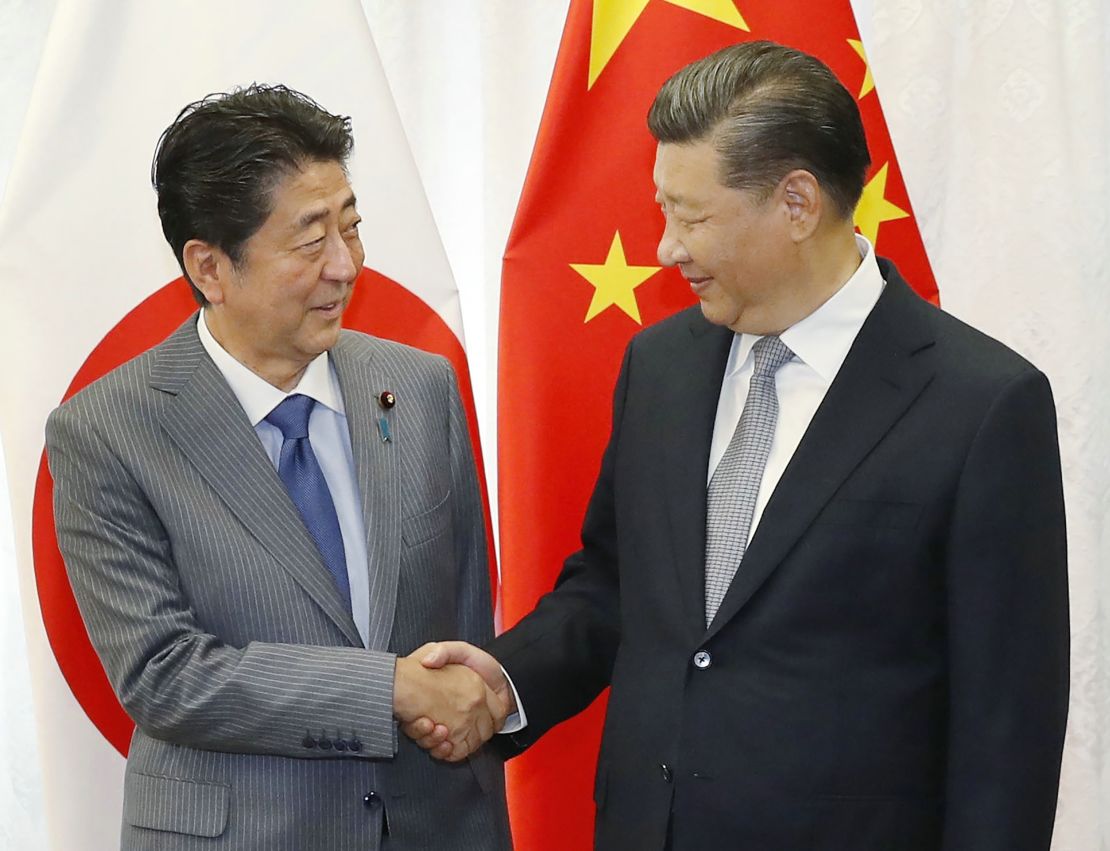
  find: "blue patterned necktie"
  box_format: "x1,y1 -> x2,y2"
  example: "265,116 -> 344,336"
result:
704,335 -> 795,626
265,394 -> 351,611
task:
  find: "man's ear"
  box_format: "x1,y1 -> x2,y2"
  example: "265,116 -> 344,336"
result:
779,169 -> 822,241
182,239 -> 233,305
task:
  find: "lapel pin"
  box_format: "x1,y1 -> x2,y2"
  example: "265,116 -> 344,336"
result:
377,390 -> 395,442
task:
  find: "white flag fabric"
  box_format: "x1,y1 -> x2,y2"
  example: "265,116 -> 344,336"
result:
869,7 -> 1110,849
0,2 -> 481,848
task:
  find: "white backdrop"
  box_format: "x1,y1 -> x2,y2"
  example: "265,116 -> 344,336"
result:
3,1 -> 1108,848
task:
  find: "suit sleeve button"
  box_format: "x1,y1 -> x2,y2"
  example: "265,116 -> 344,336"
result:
692,650 -> 712,669
318,736 -> 333,751
660,764 -> 673,783
349,739 -> 363,753
302,733 -> 317,749
334,738 -> 348,752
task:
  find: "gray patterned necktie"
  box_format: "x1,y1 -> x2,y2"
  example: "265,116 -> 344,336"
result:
704,335 -> 795,625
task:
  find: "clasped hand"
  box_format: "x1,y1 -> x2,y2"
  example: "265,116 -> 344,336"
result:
394,642 -> 512,762
394,642 -> 514,762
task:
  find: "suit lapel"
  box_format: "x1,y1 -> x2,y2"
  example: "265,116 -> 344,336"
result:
706,273 -> 938,638
331,335 -> 401,652
656,312 -> 734,634
152,320 -> 363,647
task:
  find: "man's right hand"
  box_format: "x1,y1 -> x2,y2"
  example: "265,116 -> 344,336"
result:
393,645 -> 508,762
400,641 -> 516,761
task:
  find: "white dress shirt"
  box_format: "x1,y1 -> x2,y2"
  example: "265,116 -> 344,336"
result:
197,312 -> 371,647
707,235 -> 884,543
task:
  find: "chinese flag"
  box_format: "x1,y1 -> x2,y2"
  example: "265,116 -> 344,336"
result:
498,0 -> 936,847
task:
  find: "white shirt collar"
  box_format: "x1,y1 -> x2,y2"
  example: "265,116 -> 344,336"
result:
196,311 -> 345,425
728,234 -> 883,382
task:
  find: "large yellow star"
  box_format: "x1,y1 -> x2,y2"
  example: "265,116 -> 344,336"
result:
571,231 -> 662,323
854,162 -> 910,246
847,38 -> 874,98
589,0 -> 749,89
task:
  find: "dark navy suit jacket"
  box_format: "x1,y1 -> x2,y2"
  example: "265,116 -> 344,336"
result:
493,261 -> 1069,851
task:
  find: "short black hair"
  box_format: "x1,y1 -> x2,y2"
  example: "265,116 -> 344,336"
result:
648,41 -> 870,219
151,84 -> 354,305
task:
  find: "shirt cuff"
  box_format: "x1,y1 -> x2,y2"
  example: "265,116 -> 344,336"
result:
498,665 -> 528,734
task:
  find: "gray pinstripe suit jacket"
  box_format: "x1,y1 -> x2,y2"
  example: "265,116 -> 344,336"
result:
46,318 -> 511,850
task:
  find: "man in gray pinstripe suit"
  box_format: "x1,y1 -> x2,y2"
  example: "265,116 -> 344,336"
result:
45,85 -> 511,850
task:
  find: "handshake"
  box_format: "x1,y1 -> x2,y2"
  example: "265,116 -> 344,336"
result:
393,641 -> 514,762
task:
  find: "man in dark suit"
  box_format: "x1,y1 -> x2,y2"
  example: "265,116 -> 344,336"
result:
410,41 -> 1069,849
46,85 -> 510,850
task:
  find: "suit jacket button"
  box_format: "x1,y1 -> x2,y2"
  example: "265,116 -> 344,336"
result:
692,650 -> 712,669
364,791 -> 381,808
660,764 -> 673,783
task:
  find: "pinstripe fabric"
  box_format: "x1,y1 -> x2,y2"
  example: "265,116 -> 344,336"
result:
46,318 -> 510,850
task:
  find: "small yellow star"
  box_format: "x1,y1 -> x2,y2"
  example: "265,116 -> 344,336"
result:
589,0 -> 749,89
571,231 -> 662,323
854,162 -> 910,246
847,39 -> 875,99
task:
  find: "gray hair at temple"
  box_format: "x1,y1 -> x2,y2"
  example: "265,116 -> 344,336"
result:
647,40 -> 871,220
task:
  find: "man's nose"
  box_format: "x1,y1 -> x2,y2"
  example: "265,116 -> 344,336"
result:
322,232 -> 358,280
657,219 -> 690,267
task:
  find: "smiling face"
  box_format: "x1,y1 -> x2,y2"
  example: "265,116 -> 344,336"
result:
193,159 -> 365,389
654,138 -> 807,335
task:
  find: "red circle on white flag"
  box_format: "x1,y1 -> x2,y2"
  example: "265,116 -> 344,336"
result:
31,267 -> 476,754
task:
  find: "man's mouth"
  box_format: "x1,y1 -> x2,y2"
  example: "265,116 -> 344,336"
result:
686,276 -> 712,294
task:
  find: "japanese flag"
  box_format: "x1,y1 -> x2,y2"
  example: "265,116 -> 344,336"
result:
0,2 -> 488,848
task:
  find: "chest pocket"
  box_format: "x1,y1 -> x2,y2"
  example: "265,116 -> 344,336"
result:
401,490 -> 452,546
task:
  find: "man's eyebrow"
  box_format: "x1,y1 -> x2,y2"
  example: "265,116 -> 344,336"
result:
294,193 -> 358,230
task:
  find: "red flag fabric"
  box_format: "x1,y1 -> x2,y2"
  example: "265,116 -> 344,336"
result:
498,1 -> 936,847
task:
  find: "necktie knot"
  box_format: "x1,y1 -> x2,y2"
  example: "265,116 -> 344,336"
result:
266,394 -> 315,440
751,335 -> 794,379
